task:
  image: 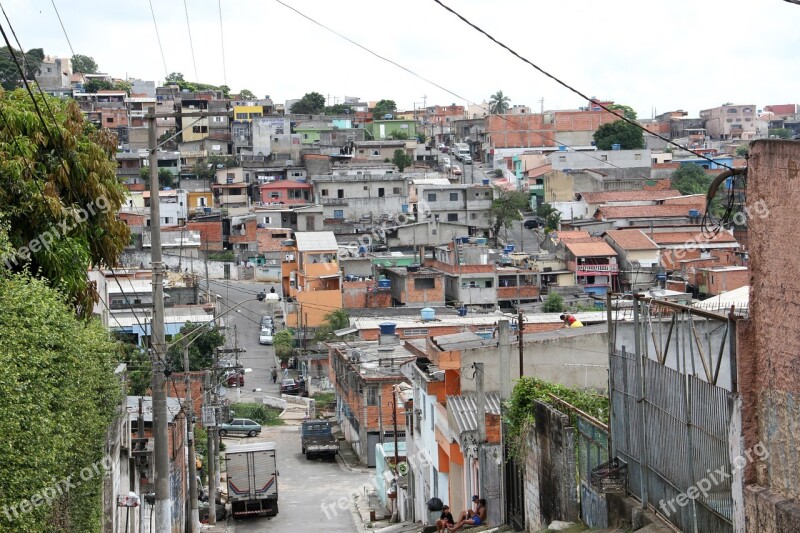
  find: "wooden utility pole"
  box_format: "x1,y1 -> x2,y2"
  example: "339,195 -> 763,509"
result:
518,308 -> 525,377
184,340 -> 199,533
204,369 -> 216,525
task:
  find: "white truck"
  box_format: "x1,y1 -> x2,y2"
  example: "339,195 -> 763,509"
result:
453,142 -> 470,161
225,442 -> 279,518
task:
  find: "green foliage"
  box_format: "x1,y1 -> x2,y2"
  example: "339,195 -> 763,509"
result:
391,148 -> 413,172
0,273 -> 121,531
207,251 -> 235,262
490,189 -> 529,244
541,292 -> 564,313
165,322 -> 226,371
417,133 -> 427,144
163,72 -> 230,97
115,340 -> 151,396
290,92 -> 326,114
607,103 -> 637,120
71,54 -> 98,74
488,90 -> 511,114
0,46 -> 44,90
238,88 -> 256,100
139,167 -> 177,189
493,169 -> 503,177
768,128 -> 792,139
324,103 -> 349,115
536,203 -> 561,232
391,130 -> 410,140
372,99 -> 397,120
314,309 -> 350,342
670,163 -> 712,195
592,119 -> 645,150
229,403 -> 284,426
0,90 -> 130,318
735,145 -> 749,157
192,154 -> 239,181
274,329 -> 294,360
505,376 -> 609,460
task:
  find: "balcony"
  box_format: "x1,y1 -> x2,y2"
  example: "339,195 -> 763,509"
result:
320,198 -> 348,206
576,263 -> 618,275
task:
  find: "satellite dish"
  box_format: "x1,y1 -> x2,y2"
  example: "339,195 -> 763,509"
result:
396,461 -> 409,476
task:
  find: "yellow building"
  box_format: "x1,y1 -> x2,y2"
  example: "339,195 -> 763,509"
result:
186,191 -> 213,213
233,105 -> 264,122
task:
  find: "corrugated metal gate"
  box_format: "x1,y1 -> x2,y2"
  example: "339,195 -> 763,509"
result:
610,298 -> 735,533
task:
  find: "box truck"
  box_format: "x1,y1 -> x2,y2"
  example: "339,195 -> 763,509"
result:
225,442 -> 279,518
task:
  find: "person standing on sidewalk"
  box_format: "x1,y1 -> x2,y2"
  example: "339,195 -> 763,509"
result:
271,367 -> 277,384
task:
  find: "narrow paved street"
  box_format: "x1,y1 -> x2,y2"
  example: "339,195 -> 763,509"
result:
211,279 -> 374,532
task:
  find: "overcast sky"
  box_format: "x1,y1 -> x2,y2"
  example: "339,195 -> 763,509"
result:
7,0 -> 800,118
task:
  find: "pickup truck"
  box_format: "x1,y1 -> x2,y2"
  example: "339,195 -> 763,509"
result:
225,442 -> 279,518
300,421 -> 339,460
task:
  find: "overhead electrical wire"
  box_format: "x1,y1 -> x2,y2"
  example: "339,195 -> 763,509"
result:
183,0 -> 200,83
49,0 -> 75,57
147,0 -> 170,78
432,0 -> 734,171
217,0 -> 228,86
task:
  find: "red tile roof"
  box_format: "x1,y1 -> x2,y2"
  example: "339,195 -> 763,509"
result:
604,230 -> 659,250
564,241 -> 618,257
553,230 -> 592,241
579,189 -> 683,204
595,204 -> 705,219
650,231 -> 739,245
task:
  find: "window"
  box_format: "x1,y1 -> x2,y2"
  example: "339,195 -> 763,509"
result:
635,153 -> 642,160
106,117 -> 114,123
198,197 -> 207,207
726,119 -> 733,123
427,193 -> 437,202
262,216 -> 271,224
363,186 -> 369,191
414,278 -> 435,290
333,210 -> 344,219
303,134 -> 309,140
338,189 -> 344,198
404,328 -> 429,337
559,156 -> 566,162
600,155 -> 608,161
366,386 -> 378,406
378,188 -> 385,197
235,113 -> 247,119
212,116 -> 224,122
192,125 -> 208,133
321,189 -> 329,197
449,192 -> 459,201
727,108 -> 738,113
447,213 -> 458,222
393,187 -> 401,195
470,213 -> 478,220
434,214 -> 440,222
372,150 -> 380,156
736,118 -> 742,122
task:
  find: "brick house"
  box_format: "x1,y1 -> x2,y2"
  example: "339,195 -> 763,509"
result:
564,240 -> 619,295
696,266 -> 749,297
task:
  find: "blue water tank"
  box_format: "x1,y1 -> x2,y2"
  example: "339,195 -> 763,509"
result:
378,322 -> 397,335
611,144 -> 621,150
458,307 -> 468,317
482,178 -> 490,185
421,308 -> 435,321
504,244 -> 515,253
378,279 -> 391,288
688,209 -> 700,217
558,145 -> 567,151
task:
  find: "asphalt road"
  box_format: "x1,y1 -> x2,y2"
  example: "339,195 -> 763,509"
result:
225,429 -> 372,532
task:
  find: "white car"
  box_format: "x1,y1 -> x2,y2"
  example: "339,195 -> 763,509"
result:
259,328 -> 273,345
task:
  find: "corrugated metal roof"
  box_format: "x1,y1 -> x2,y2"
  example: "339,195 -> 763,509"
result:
294,231 -> 338,251
447,393 -> 502,435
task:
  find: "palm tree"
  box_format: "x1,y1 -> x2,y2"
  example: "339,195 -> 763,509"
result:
489,90 -> 511,114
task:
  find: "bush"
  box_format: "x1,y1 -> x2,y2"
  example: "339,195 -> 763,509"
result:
542,292 -> 564,313
229,403 -> 284,426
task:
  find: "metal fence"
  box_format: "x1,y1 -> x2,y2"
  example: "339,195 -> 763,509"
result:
610,298 -> 735,533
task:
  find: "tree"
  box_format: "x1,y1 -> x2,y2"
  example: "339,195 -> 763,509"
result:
607,103 -> 638,120
0,90 -> 130,318
391,130 -> 410,140
239,88 -> 256,100
391,149 -> 413,172
165,322 -> 226,371
372,99 -> 397,120
488,90 -> 511,114
114,80 -> 132,94
116,340 -> 150,396
541,292 -> 564,313
536,202 -> 561,233
490,189 -> 529,245
768,128 -> 792,139
670,163 -> 721,216
735,145 -> 749,157
314,309 -> 350,343
0,270 -> 121,531
71,54 -> 98,74
324,103 -> 349,115
140,167 -> 177,189
290,92 -> 326,114
274,329 -> 294,360
0,46 -> 45,90
592,119 -> 645,150
165,72 -> 185,83
84,78 -> 113,93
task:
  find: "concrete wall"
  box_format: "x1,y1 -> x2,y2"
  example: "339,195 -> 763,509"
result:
738,140 -> 800,531
120,251 -> 239,280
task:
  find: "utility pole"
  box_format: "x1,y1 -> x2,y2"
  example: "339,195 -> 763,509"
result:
475,362 -> 486,492
204,369 -> 216,525
183,340 -> 199,533
517,308 -> 525,377
391,385 -> 399,523
498,319 -> 511,399
148,106 -> 171,532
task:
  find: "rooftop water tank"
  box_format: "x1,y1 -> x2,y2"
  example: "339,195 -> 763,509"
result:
421,308 -> 435,321
379,322 -> 397,335
482,178 -> 490,185
558,145 -> 567,151
377,279 -> 391,288
611,143 -> 621,150
688,209 -> 700,217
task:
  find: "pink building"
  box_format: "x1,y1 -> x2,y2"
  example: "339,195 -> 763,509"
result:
259,181 -> 312,206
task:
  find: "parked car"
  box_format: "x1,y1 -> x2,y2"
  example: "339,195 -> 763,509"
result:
261,315 -> 274,328
452,166 -> 462,176
524,217 -> 544,229
280,378 -> 301,396
218,418 -> 262,438
259,328 -> 274,345
225,370 -> 244,387
438,144 -> 449,153
462,154 -> 473,164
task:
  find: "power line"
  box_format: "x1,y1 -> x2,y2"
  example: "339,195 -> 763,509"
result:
183,0 -> 200,83
147,0 -> 170,78
49,0 -> 75,57
217,0 -> 227,86
432,0 -> 733,171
